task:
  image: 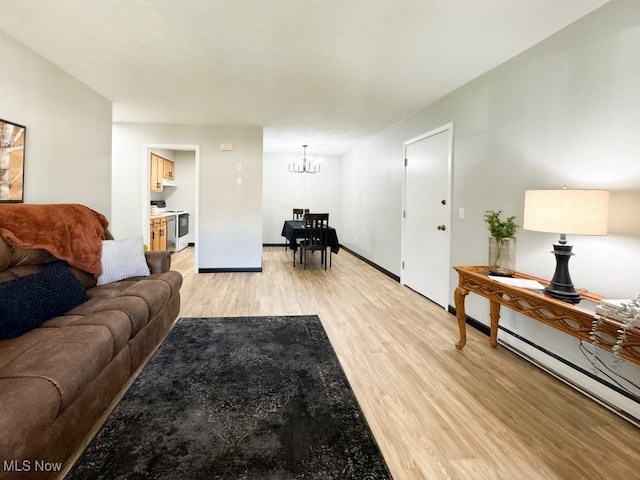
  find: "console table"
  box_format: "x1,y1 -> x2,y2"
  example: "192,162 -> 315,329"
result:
453,266 -> 640,366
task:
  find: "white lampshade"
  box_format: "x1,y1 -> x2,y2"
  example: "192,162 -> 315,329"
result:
523,189 -> 609,235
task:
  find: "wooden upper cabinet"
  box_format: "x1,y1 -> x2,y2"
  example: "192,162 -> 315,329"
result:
150,154 -> 163,192
150,153 -> 176,191
163,159 -> 175,180
150,153 -> 176,192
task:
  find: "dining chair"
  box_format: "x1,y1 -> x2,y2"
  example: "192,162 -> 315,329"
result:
286,208 -> 310,251
292,208 -> 309,220
298,213 -> 330,270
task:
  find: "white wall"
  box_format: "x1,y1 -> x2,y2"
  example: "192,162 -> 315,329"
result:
340,132 -> 404,273
262,153 -> 342,244
0,30 -> 112,216
340,0 -> 640,419
112,123 -> 263,271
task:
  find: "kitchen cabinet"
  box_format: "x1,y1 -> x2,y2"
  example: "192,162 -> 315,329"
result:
150,154 -> 176,191
150,154 -> 163,192
150,217 -> 167,251
163,158 -> 175,180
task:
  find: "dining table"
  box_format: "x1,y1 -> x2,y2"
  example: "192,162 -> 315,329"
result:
281,220 -> 340,254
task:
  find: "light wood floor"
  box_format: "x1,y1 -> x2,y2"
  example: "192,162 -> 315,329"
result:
173,246 -> 640,480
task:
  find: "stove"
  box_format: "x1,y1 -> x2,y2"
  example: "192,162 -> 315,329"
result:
176,212 -> 190,251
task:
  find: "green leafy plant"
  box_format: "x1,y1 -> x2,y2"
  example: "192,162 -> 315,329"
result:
483,210 -> 519,239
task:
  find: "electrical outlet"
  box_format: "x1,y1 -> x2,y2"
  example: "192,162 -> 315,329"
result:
458,207 -> 465,219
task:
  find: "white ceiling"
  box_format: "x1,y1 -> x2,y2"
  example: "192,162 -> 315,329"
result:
0,0 -> 609,155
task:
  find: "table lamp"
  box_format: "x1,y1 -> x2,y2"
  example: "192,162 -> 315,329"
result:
523,188 -> 609,304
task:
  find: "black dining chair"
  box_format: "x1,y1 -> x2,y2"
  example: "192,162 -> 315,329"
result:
298,213 -> 330,270
292,208 -> 309,220
287,208 -> 310,251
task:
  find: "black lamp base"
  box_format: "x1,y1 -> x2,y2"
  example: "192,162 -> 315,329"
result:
544,243 -> 581,304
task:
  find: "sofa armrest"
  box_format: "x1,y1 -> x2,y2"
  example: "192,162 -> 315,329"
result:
144,251 -> 171,274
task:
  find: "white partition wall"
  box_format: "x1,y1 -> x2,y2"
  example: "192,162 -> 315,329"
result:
112,123 -> 263,272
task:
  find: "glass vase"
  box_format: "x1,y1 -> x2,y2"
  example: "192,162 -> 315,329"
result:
488,236 -> 516,276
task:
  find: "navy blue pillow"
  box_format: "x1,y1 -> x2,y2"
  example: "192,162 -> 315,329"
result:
0,262 -> 89,339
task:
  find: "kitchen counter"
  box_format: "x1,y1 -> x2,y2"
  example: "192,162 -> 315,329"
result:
150,212 -> 176,218
149,211 -> 188,253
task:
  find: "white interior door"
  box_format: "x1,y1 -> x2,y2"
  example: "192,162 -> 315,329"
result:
401,124 -> 453,308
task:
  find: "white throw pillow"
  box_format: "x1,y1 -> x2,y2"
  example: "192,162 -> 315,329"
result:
97,235 -> 150,285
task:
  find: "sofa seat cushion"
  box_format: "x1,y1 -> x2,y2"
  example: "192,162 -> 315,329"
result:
42,310 -> 133,356
0,328 -> 58,371
0,377 -> 61,460
121,278 -> 173,317
149,270 -> 183,297
70,290 -> 150,337
0,325 -> 115,415
70,271 -> 182,336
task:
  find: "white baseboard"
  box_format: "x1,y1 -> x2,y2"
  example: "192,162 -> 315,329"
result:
498,330 -> 640,428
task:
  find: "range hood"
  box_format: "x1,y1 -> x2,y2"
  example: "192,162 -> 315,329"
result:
162,179 -> 178,187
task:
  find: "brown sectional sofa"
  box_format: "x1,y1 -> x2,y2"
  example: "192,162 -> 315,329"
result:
0,209 -> 182,480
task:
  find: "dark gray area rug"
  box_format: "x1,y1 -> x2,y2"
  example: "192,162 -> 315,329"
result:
67,316 -> 392,479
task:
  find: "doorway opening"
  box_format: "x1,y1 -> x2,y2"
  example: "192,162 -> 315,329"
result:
142,144 -> 200,273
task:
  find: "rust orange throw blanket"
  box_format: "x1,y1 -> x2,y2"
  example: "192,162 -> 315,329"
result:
0,204 -> 109,276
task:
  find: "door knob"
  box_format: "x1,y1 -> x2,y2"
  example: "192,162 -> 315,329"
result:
437,225 -> 446,231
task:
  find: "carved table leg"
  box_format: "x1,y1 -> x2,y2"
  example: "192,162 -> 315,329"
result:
489,299 -> 501,348
454,285 -> 470,350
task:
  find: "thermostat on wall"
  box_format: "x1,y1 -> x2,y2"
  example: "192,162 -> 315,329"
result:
220,143 -> 233,151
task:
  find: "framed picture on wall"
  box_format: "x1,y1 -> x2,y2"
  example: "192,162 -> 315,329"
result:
0,118 -> 26,203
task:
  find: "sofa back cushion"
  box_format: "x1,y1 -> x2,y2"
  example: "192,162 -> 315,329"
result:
0,262 -> 89,339
0,235 -> 56,277
0,236 -> 97,288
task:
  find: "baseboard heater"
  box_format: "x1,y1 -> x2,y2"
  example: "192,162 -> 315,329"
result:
448,305 -> 640,428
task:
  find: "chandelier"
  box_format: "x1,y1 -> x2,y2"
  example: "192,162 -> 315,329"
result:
288,144 -> 320,174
